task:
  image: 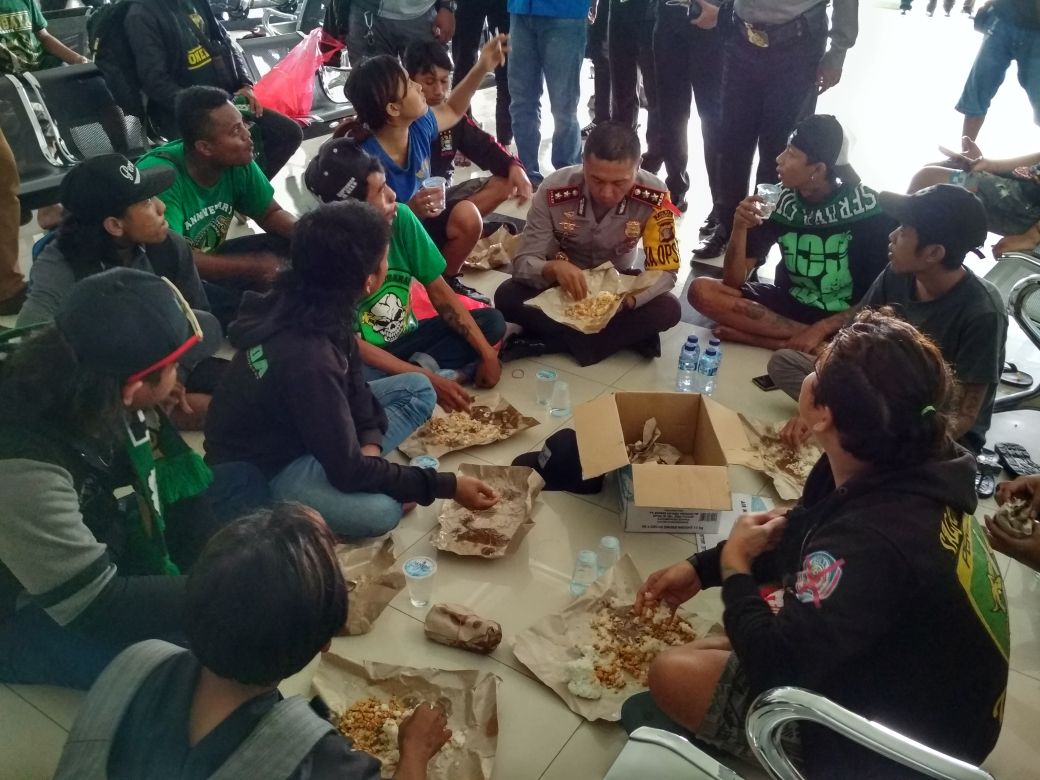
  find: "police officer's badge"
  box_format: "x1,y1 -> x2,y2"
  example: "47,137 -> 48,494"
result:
625,220 -> 640,238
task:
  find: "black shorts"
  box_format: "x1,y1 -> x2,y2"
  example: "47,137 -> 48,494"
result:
740,282 -> 835,325
420,178 -> 489,247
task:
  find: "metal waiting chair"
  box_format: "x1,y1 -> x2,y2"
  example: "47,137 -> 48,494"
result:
41,6 -> 90,57
0,74 -> 68,210
745,687 -> 994,780
984,251 -> 1040,412
261,0 -> 327,35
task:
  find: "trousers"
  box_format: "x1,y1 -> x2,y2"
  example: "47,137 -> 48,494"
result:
452,0 -> 512,143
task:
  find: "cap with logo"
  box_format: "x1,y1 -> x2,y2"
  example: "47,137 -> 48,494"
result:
55,267 -> 202,384
304,138 -> 377,203
511,429 -> 604,494
878,184 -> 989,260
788,114 -> 858,184
60,154 -> 175,222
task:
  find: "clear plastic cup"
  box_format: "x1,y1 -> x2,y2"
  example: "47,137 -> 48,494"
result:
570,549 -> 598,596
597,535 -> 621,575
549,380 -> 571,417
422,176 -> 447,216
536,368 -> 558,406
403,556 -> 437,608
756,183 -> 782,218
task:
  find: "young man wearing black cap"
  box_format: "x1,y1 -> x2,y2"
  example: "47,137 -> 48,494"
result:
305,138 -> 505,412
769,184 -> 1007,454
137,86 -> 298,325
0,268 -> 230,689
690,115 -> 894,354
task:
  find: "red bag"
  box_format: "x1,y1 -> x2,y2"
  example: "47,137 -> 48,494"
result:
253,29 -> 343,120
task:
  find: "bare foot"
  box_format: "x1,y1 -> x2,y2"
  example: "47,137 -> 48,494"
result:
711,325 -> 787,350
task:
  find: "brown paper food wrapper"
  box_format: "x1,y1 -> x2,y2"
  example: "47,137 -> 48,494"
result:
525,262 -> 666,334
463,226 -> 521,271
398,391 -> 540,459
727,415 -> 822,500
424,603 -> 504,653
433,464 -> 544,559
312,652 -> 500,780
512,555 -> 721,722
336,537 -> 405,636
626,417 -> 683,465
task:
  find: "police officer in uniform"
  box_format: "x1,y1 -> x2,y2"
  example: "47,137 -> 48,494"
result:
495,123 -> 682,367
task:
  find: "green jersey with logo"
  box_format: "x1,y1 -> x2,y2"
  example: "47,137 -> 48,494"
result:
355,204 -> 446,347
0,0 -> 46,74
136,141 -> 274,252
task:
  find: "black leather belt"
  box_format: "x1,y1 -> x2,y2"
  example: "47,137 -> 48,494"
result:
735,4 -> 826,48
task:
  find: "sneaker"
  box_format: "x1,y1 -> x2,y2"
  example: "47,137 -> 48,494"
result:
446,275 -> 491,305
691,230 -> 728,260
499,335 -> 548,362
0,284 -> 27,316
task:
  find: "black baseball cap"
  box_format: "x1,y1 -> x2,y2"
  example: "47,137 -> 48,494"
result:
788,114 -> 858,184
60,154 -> 175,221
511,429 -> 604,494
304,138 -> 380,203
879,184 -> 989,260
55,268 -> 201,384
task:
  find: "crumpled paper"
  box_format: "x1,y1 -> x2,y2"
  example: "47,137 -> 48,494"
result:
463,226 -> 520,271
398,391 -> 539,459
425,603 -> 503,653
312,652 -> 500,780
626,417 -> 683,465
525,262 -> 666,334
512,555 -> 721,722
728,415 -> 822,500
433,464 -> 544,558
336,537 -> 405,635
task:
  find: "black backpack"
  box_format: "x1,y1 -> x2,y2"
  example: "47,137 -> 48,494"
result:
88,1 -> 146,118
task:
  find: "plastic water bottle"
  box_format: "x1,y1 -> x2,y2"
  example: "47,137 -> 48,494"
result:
697,347 -> 720,396
675,336 -> 700,392
570,550 -> 599,596
708,336 -> 722,360
597,536 -> 620,576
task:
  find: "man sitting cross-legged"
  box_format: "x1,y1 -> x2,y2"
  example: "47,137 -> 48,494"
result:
493,122 -> 682,366
768,185 -> 1007,455
403,40 -> 532,218
305,138 -> 505,412
688,115 -> 894,355
136,86 -> 298,327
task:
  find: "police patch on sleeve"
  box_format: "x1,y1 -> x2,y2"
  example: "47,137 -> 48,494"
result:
794,551 -> 845,607
642,198 -> 681,272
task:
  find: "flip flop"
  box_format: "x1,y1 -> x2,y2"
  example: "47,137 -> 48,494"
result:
1000,362 -> 1034,388
975,470 -> 995,499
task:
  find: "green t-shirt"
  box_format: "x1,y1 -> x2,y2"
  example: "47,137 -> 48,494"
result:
136,141 -> 274,252
0,0 -> 46,74
355,203 -> 446,347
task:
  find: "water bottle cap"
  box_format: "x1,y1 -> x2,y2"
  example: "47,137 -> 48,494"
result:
577,549 -> 598,564
536,368 -> 557,381
708,337 -> 721,346
600,535 -> 620,550
705,347 -> 718,356
686,335 -> 699,344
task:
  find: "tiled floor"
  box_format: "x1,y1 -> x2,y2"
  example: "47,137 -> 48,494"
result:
4,1 -> 1040,777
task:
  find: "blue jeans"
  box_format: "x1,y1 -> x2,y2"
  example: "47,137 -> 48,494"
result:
268,374 -> 437,539
956,15 -> 1040,124
508,14 -> 587,182
0,606 -> 120,689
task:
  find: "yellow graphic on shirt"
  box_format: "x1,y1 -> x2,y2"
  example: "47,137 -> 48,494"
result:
187,44 -> 212,70
0,10 -> 31,34
642,201 -> 680,272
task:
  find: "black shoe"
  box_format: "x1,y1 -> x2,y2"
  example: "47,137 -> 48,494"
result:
445,275 -> 491,305
631,334 -> 662,359
581,121 -> 597,139
691,230 -> 728,260
0,284 -> 27,316
500,335 -> 548,362
698,213 -> 719,237
670,194 -> 689,214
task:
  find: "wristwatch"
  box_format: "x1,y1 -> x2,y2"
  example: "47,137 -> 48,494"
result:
436,0 -> 457,11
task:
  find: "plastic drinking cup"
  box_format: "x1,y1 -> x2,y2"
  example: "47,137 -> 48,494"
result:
536,368 -> 558,406
549,380 -> 571,417
756,183 -> 782,218
403,556 -> 437,608
422,176 -> 447,216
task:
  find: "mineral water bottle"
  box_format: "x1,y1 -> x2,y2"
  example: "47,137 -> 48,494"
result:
570,550 -> 599,596
675,336 -> 700,392
697,347 -> 720,396
708,336 -> 722,360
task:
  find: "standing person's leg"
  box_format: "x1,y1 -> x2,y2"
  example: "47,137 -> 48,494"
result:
587,1 -> 612,128
608,0 -> 641,126
451,0 -> 486,81
956,17 -> 1016,141
638,0 -> 665,171
651,9 -> 694,207
488,0 -> 512,144
1012,26 -> 1040,127
346,6 -> 402,63
689,26 -> 723,219
366,373 -> 438,451
0,128 -> 25,315
508,14 -> 546,182
253,108 -> 304,180
542,17 -> 588,171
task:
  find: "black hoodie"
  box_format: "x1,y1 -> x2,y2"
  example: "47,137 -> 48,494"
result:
693,449 -> 1009,778
204,291 -> 455,505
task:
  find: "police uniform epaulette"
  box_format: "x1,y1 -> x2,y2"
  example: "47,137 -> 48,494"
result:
628,185 -> 667,208
547,185 -> 582,205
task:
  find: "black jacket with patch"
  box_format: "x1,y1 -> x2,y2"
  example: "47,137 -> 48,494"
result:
431,114 -> 519,182
694,449 -> 1009,777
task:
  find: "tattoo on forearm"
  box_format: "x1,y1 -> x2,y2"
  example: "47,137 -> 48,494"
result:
435,302 -> 473,341
734,299 -> 801,330
954,383 -> 987,435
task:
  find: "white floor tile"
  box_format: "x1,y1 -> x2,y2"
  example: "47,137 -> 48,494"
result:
1003,561 -> 1040,683
0,685 -> 70,779
4,685 -> 83,731
982,670 -> 1040,779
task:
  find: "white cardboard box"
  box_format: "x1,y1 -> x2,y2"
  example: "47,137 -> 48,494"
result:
572,392 -> 750,533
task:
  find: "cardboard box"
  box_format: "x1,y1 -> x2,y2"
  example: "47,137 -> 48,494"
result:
572,392 -> 750,533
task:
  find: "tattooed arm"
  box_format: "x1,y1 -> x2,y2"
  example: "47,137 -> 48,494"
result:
950,382 -> 988,442
425,277 -> 502,388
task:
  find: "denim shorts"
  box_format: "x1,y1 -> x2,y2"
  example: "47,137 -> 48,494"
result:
956,16 -> 1040,124
951,169 -> 1040,235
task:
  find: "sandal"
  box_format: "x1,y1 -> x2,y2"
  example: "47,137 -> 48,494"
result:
1000,362 -> 1034,388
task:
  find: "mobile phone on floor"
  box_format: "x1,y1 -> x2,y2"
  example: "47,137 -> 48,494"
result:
752,374 -> 778,391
